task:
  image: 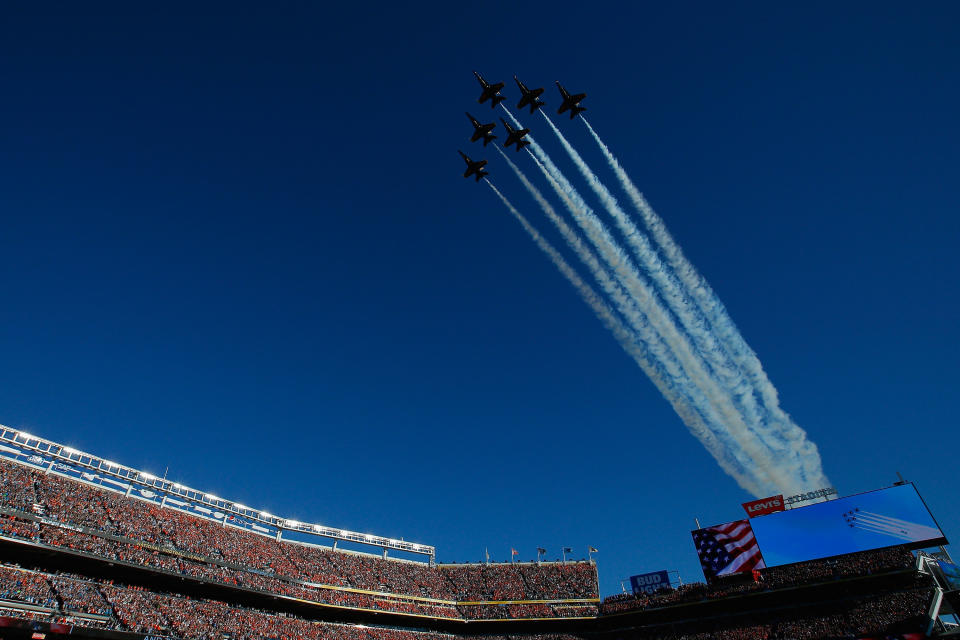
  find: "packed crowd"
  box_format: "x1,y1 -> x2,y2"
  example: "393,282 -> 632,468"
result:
0,458 -> 598,620
0,563 -> 933,640
598,585 -> 932,640
600,546 -> 917,614
0,564 -> 58,608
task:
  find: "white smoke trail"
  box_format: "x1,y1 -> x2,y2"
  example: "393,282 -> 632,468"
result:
848,523 -> 915,541
494,148 -> 761,490
852,512 -> 940,539
539,112 -> 809,492
577,115 -> 830,491
485,179 -> 760,493
505,111 -> 793,493
499,109 -> 787,492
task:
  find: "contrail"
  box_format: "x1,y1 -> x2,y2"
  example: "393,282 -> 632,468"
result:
493,147 -> 753,486
539,111 -> 804,489
504,108 -> 791,493
484,179 -> 760,493
580,116 -> 829,490
498,111 -> 786,492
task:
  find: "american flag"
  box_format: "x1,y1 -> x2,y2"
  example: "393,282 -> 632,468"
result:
692,519 -> 766,581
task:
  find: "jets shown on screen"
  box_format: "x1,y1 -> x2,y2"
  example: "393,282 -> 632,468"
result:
556,81 -> 587,119
514,76 -> 545,114
500,118 -> 530,152
459,150 -> 489,182
466,112 -> 497,146
474,71 -> 505,108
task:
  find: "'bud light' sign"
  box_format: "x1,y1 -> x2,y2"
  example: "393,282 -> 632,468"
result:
630,570 -> 670,595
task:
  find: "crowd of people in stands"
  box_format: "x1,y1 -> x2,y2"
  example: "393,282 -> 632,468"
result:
0,561 -> 934,640
0,458 -> 598,620
0,457 -> 936,637
598,585 -> 933,640
0,564 -> 58,608
601,546 -> 917,614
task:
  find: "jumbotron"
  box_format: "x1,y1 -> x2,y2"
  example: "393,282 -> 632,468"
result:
0,427 -> 955,640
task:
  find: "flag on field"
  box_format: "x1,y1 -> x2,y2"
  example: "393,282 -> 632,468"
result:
537,547 -> 546,555
589,547 -> 598,553
511,548 -> 518,555
691,519 -> 765,581
562,547 -> 572,553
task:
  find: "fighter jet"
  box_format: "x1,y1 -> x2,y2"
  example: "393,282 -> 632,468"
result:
466,112 -> 497,146
514,76 -> 545,114
499,118 -> 530,152
459,150 -> 489,182
474,71 -> 505,108
556,81 -> 587,119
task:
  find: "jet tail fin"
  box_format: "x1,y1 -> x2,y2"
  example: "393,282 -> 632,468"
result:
476,170 -> 489,181
492,95 -> 506,108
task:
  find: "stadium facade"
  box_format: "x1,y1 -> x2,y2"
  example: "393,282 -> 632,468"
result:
0,427 -> 956,640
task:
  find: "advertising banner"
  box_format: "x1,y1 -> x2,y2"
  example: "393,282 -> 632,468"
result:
629,570 -> 671,595
742,495 -> 785,518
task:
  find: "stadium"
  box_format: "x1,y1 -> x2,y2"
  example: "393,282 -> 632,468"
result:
0,426 -> 956,640
4,5 -> 959,640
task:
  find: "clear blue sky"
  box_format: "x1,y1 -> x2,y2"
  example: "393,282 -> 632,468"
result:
1,2 -> 957,596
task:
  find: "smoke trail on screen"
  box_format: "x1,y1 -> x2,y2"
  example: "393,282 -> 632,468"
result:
502,109 -> 789,492
851,512 -> 941,539
579,116 -> 829,490
485,179 -> 760,493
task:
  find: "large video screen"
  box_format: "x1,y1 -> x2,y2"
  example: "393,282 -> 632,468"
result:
749,483 -> 945,567
693,484 -> 946,578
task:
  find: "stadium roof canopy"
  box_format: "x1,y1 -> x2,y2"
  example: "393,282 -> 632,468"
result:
0,425 -> 435,559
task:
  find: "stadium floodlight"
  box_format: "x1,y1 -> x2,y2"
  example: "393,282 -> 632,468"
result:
0,429 -> 437,559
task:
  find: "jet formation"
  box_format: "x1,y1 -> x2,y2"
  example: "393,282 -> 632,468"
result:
461,73 -> 586,180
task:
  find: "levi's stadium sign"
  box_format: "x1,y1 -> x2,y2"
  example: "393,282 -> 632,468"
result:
742,495 -> 785,518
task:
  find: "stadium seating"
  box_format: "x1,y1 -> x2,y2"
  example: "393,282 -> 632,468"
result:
0,561 -> 934,640
600,545 -> 917,614
0,457 -> 597,620
0,456 -> 939,638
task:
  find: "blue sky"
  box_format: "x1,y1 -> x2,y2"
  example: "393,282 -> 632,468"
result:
1,2 -> 958,595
